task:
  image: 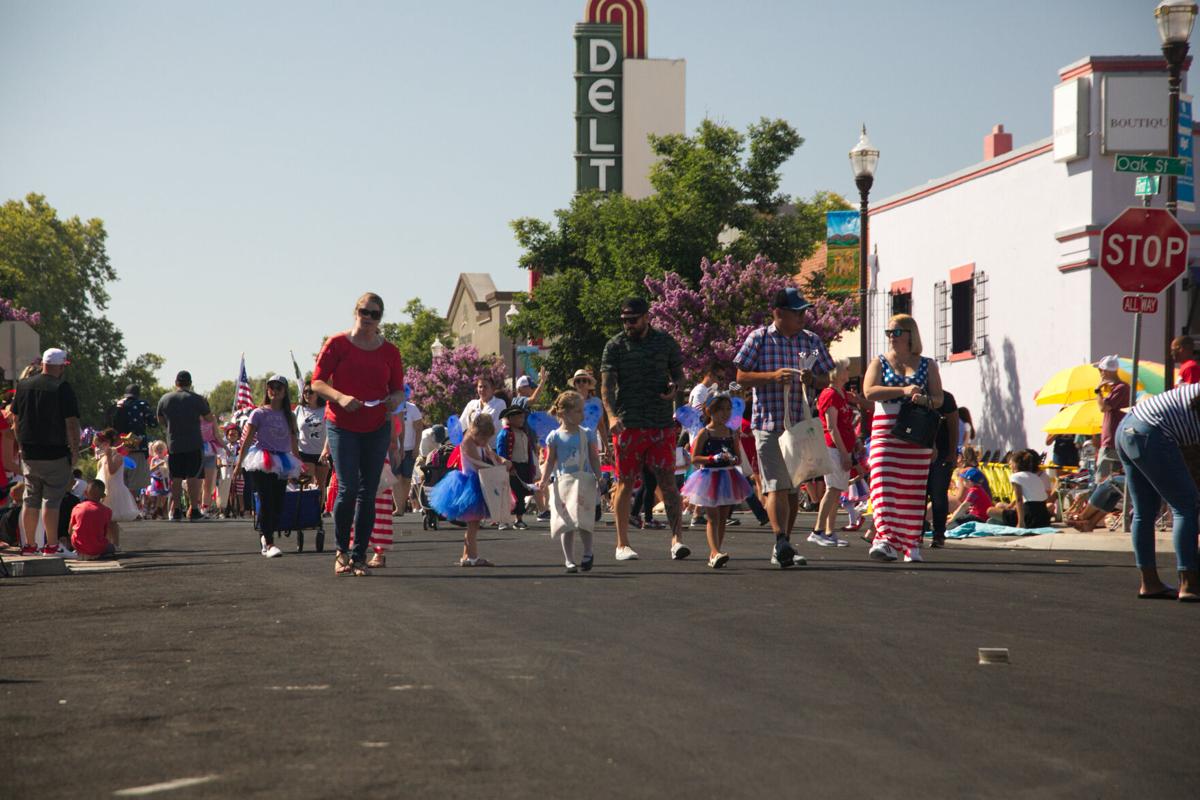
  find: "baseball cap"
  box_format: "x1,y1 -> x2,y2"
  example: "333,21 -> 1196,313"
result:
771,287 -> 812,312
620,297 -> 649,318
267,374 -> 288,386
962,468 -> 985,484
515,375 -> 531,389
124,384 -> 140,397
42,347 -> 70,366
1095,355 -> 1120,372
175,370 -> 192,386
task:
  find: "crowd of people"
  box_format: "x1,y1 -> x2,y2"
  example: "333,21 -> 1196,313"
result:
3,289 -> 1198,603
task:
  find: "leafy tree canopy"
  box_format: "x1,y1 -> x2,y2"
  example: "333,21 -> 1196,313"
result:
0,193 -> 158,424
509,119 -> 849,386
381,298 -> 452,374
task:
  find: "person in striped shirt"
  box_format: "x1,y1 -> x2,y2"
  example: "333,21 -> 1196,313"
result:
1115,382 -> 1200,602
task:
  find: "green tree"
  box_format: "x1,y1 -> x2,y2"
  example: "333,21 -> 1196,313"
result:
0,193 -> 138,424
380,298 -> 452,373
509,118 -> 837,380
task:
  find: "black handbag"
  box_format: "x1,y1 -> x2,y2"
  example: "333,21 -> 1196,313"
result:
891,398 -> 941,448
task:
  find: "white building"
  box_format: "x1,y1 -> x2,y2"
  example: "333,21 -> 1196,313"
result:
867,55 -> 1199,451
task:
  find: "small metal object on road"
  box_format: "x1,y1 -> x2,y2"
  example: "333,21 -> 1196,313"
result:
978,647 -> 1010,665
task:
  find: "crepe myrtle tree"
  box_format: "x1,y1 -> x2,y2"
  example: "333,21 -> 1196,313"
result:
405,344 -> 507,425
645,255 -> 859,383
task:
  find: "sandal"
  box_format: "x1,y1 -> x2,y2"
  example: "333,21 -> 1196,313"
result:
351,560 -> 370,577
334,552 -> 352,576
367,552 -> 386,568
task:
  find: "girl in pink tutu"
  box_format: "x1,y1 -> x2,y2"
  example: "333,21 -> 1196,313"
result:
428,414 -> 511,567
681,394 -> 753,568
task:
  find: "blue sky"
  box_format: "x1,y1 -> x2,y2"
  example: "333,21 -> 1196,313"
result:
0,0 -> 1183,392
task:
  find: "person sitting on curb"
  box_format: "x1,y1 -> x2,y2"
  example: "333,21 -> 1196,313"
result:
70,479 -> 120,560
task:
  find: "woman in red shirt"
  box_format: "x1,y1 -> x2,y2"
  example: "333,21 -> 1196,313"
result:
311,293 -> 405,576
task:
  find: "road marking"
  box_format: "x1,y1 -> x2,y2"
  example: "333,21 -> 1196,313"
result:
361,741 -> 389,748
113,775 -> 219,796
266,684 -> 330,691
388,684 -> 433,691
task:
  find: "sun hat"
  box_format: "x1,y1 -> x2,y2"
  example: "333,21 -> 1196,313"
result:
571,369 -> 595,383
1094,355 -> 1120,372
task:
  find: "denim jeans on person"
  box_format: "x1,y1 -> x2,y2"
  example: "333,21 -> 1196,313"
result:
326,422 -> 392,560
1115,414 -> 1199,571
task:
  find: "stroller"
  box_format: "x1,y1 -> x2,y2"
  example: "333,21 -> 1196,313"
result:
417,425 -> 454,530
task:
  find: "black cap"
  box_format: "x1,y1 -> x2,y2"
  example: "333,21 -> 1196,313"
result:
175,370 -> 192,386
770,287 -> 811,312
620,297 -> 649,317
125,384 -> 140,397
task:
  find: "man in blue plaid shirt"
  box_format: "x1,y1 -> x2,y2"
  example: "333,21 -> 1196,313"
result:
734,288 -> 833,568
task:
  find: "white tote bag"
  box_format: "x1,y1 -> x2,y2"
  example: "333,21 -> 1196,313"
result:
777,384 -> 834,485
548,430 -> 598,538
476,464 -> 515,525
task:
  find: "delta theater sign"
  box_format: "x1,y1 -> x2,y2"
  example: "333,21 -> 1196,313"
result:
574,0 -> 648,193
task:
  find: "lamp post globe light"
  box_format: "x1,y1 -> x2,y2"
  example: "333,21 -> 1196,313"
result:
1156,0 -> 1197,390
849,125 -> 879,374
430,337 -> 446,360
505,304 -> 520,391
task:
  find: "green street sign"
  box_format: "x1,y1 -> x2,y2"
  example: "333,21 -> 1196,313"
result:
1135,175 -> 1162,196
1114,153 -> 1188,176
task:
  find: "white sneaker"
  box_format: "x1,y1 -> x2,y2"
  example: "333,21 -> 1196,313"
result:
497,523 -> 513,530
670,542 -> 691,560
904,548 -> 923,563
260,536 -> 269,555
708,552 -> 730,569
828,534 -> 850,547
869,542 -> 899,562
806,531 -> 837,547
564,561 -> 578,573
263,545 -> 283,558
614,546 -> 639,561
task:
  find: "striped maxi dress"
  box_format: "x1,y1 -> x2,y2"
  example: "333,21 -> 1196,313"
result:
868,355 -> 933,556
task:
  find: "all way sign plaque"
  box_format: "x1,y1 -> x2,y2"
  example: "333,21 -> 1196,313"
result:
1122,295 -> 1159,314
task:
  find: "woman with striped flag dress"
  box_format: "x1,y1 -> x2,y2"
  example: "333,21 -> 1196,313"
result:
863,314 -> 943,563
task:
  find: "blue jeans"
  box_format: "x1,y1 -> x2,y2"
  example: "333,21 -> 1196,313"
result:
1115,414 -> 1199,571
326,422 -> 392,560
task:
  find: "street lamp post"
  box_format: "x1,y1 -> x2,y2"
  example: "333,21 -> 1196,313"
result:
505,304 -> 519,391
849,125 -> 880,375
430,337 -> 446,360
1157,0 -> 1197,390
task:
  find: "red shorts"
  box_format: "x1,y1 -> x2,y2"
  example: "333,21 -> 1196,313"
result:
612,427 -> 675,481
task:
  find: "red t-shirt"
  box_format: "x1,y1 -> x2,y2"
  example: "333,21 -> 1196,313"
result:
312,334 -> 404,433
70,500 -> 113,556
964,486 -> 991,519
817,388 -> 856,450
1180,359 -> 1200,385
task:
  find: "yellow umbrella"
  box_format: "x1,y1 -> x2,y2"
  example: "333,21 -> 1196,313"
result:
1035,364 -> 1144,406
1042,401 -> 1103,436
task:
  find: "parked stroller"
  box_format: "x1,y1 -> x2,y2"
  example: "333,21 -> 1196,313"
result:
417,425 -> 454,530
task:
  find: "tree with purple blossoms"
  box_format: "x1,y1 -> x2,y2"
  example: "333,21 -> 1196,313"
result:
405,344 -> 507,426
0,297 -> 41,326
645,256 -> 858,384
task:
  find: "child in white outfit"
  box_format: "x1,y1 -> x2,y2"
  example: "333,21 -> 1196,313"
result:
537,391 -> 602,573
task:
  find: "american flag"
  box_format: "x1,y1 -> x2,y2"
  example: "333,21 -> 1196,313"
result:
234,355 -> 255,413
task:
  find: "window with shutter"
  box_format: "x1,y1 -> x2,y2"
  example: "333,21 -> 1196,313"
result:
972,271 -> 989,357
933,281 -> 949,362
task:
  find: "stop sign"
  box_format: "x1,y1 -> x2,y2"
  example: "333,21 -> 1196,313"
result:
1100,207 -> 1190,294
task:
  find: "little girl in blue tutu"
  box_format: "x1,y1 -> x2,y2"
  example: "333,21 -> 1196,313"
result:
681,394 -> 753,568
429,413 -> 511,566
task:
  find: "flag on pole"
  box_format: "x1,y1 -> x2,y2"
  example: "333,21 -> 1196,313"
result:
234,355 -> 255,413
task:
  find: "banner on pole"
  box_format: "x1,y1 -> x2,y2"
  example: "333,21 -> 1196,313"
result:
1179,93 -> 1194,212
825,210 -> 860,295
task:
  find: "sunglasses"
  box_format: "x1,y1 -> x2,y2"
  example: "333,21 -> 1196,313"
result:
620,315 -> 644,325
883,328 -> 907,338
357,307 -> 382,320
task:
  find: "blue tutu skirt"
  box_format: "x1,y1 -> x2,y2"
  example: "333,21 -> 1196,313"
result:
242,445 -> 302,479
681,467 -> 753,508
428,470 -> 490,522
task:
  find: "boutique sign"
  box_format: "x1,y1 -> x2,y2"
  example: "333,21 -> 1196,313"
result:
574,23 -> 623,192
1101,74 -> 1170,155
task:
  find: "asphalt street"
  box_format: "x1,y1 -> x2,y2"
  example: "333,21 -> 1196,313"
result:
3,513 -> 1198,799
